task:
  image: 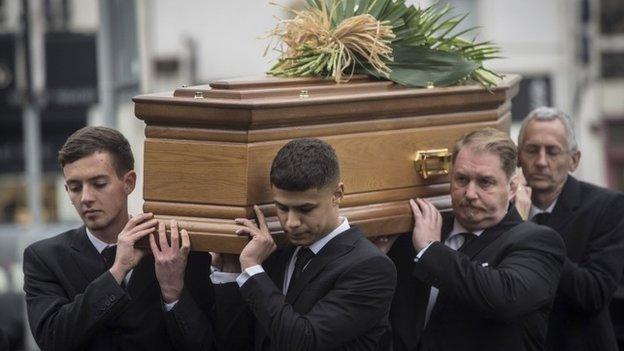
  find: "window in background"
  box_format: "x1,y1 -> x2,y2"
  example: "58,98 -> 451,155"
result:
605,119 -> 624,192
601,0 -> 624,35
510,75 -> 553,121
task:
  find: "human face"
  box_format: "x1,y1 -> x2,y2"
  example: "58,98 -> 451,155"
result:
451,147 -> 514,231
272,183 -> 343,247
518,119 -> 580,196
63,151 -> 135,237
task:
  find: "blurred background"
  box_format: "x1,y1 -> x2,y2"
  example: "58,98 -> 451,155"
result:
0,0 -> 622,349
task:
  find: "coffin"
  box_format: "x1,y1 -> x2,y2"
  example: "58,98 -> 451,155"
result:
133,74 -> 520,253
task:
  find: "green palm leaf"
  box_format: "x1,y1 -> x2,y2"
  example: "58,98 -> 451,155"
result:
361,45 -> 478,87
268,0 -> 502,88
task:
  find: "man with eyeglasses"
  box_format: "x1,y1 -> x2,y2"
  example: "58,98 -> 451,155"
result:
516,107 -> 624,351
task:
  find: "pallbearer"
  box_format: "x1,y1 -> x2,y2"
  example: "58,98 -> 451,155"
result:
212,138 -> 397,351
516,107 -> 624,351
375,128 -> 566,351
23,127 -> 218,351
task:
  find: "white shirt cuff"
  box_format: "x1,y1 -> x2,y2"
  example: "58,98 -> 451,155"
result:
210,271 -> 239,284
236,265 -> 264,287
414,241 -> 435,262
163,300 -> 178,312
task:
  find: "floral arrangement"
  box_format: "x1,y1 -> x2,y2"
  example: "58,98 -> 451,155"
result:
266,0 -> 501,88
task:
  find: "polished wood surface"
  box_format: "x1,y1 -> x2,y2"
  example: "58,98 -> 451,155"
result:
133,75 -> 521,252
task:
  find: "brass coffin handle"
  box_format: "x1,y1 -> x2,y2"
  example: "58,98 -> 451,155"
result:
414,149 -> 451,179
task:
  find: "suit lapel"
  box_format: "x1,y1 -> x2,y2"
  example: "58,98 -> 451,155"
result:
271,246 -> 296,291
69,226 -> 156,299
425,218 -> 455,330
285,228 -> 359,304
547,176 -> 580,236
126,254 -> 156,298
69,226 -> 107,288
440,213 -> 454,243
427,207 -> 524,328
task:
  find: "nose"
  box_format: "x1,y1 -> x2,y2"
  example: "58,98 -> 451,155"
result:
285,211 -> 301,230
81,185 -> 95,204
535,148 -> 548,167
465,181 -> 479,200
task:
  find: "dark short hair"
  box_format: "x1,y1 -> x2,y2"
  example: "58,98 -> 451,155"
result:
58,126 -> 134,176
270,138 -> 340,191
452,128 -> 517,179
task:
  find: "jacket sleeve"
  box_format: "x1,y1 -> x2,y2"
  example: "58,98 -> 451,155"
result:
412,226 -> 566,322
23,245 -> 129,351
239,254 -> 397,351
557,194 -> 624,315
162,252 -> 218,351
213,282 -> 255,351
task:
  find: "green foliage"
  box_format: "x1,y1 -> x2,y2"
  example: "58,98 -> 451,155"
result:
270,0 -> 502,87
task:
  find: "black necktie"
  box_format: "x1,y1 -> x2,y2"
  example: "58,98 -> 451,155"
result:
101,246 -> 117,270
457,232 -> 477,252
289,247 -> 315,291
532,212 -> 551,225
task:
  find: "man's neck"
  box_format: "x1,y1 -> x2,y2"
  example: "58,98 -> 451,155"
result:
89,214 -> 129,245
532,183 -> 565,210
308,217 -> 349,253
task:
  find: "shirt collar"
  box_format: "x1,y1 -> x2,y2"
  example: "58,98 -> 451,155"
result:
528,199 -> 558,220
448,219 -> 485,240
85,227 -> 115,254
307,217 -> 350,254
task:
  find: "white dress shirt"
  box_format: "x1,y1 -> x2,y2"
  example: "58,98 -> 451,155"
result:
528,199 -> 557,221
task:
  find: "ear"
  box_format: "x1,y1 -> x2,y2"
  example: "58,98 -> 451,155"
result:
332,182 -> 344,206
123,170 -> 137,195
569,150 -> 581,172
508,171 -> 519,202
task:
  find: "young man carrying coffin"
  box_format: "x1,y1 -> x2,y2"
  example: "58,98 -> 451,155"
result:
212,138 -> 397,351
23,126 -> 218,351
374,128 -> 566,351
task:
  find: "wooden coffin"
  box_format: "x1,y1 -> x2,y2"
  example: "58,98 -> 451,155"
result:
133,74 -> 521,253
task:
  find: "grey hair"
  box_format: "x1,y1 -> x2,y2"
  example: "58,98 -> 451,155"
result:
518,107 -> 578,152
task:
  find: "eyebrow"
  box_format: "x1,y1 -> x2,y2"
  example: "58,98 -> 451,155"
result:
478,175 -> 497,181
66,175 -> 110,184
274,200 -> 316,210
454,172 -> 496,180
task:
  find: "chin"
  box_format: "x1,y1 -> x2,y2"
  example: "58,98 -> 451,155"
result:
527,181 -> 553,192
287,235 -> 313,247
458,209 -> 479,221
84,218 -> 110,232
456,212 -> 483,227
527,176 -> 551,186
289,239 -> 311,247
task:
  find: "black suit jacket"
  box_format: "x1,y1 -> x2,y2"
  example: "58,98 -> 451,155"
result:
388,206 -> 565,351
230,226 -> 397,351
23,226 -> 217,351
540,176 -> 624,351
0,328 -> 8,351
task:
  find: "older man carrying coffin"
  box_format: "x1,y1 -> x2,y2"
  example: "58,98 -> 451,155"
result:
376,128 -> 566,351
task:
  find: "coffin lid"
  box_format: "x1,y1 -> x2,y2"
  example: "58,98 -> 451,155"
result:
133,74 -> 521,109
